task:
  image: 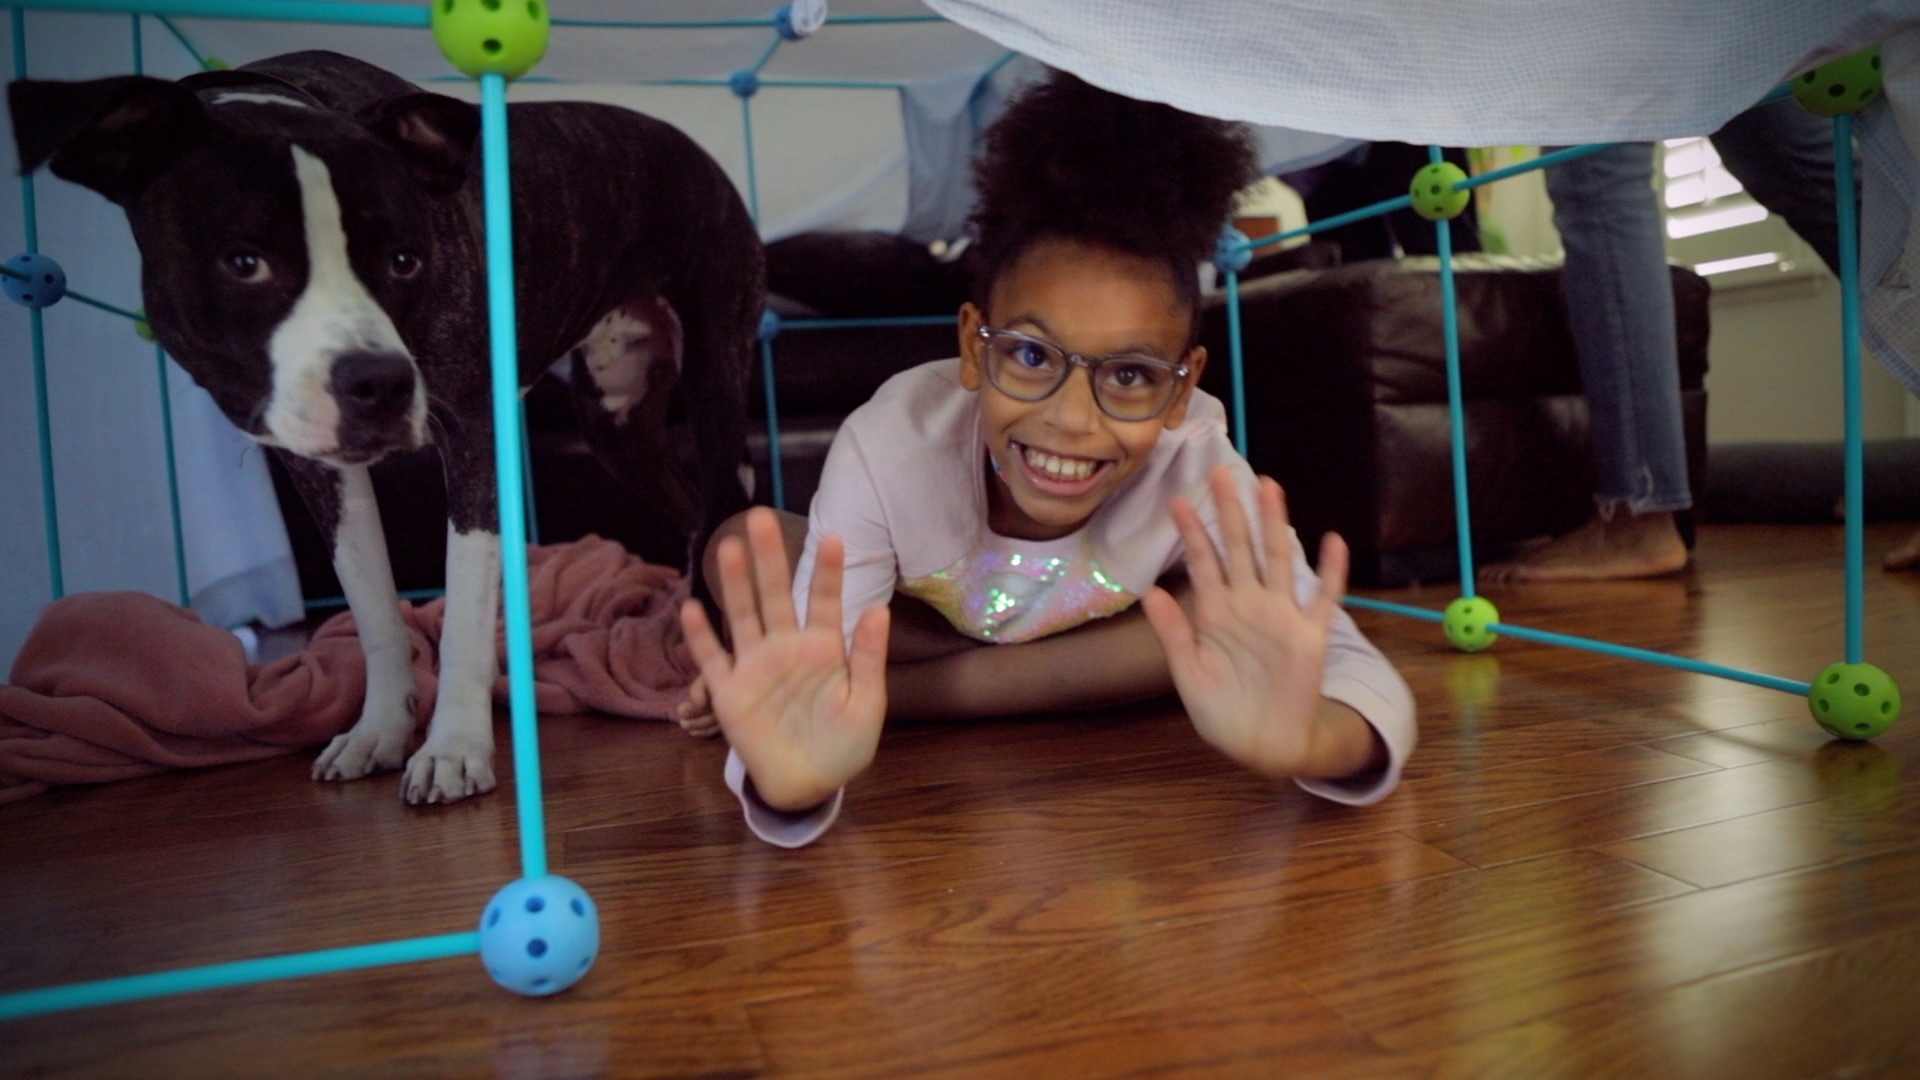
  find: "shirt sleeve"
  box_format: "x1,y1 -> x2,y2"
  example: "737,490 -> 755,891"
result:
791,423 -> 900,642
725,749 -> 843,848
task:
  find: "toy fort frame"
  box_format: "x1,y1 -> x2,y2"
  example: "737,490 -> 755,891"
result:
0,0 -> 1898,1021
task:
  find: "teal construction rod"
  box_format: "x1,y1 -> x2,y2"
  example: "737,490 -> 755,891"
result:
1430,145 -> 1476,594
747,31 -> 781,78
155,13 -> 202,65
0,932 -> 478,1021
480,72 -> 548,880
761,337 -> 784,510
740,95 -> 761,224
519,400 -> 540,547
784,314 -> 953,330
14,8 -> 64,600
1,0 -> 428,26
155,347 -> 191,606
1836,111 -> 1864,665
1225,269 -> 1247,455
1342,596 -> 1812,695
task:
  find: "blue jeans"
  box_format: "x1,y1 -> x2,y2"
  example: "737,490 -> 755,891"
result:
1544,97 -> 1838,515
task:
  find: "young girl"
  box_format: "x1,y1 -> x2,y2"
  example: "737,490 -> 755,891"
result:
679,72 -> 1416,847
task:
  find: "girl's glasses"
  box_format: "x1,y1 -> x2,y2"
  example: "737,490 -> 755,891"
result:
976,326 -> 1190,422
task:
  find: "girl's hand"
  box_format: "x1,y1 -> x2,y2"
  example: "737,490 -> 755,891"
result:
678,508 -> 891,810
1142,467 -> 1374,779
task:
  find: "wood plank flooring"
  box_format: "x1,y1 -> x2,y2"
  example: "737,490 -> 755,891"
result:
2,523 -> 1918,1079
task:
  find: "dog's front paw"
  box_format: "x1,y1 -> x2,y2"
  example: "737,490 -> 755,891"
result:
401,734 -> 497,805
312,717 -> 412,782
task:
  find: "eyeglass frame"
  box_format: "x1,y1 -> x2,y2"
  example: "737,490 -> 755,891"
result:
972,325 -> 1195,421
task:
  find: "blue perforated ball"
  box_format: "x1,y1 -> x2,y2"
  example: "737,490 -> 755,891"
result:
478,876 -> 600,997
1213,227 -> 1253,274
3,252 -> 66,309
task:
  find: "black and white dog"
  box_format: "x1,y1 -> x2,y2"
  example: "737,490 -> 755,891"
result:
9,51 -> 761,803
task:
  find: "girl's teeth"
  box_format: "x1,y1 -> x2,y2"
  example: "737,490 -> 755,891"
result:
1023,445 -> 1094,481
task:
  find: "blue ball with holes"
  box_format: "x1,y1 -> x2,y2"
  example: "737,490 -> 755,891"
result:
3,252 -> 66,309
478,875 -> 600,997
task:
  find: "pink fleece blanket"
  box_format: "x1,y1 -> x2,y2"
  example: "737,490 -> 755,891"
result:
0,536 -> 697,804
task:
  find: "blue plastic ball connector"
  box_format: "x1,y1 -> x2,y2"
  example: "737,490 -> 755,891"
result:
432,0 -> 553,80
1808,661 -> 1901,741
478,875 -> 601,997
729,69 -> 762,99
776,0 -> 829,41
758,308 -> 783,342
1409,161 -> 1471,222
1213,227 -> 1253,274
1442,596 -> 1500,653
2,253 -> 66,309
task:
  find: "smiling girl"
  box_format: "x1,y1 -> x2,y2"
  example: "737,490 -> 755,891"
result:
679,71 -> 1416,847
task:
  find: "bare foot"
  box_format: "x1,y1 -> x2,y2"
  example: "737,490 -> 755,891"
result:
1885,526 -> 1920,571
676,674 -> 721,738
1478,511 -> 1690,583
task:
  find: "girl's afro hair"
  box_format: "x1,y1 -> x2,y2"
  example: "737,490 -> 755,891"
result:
970,70 -> 1258,288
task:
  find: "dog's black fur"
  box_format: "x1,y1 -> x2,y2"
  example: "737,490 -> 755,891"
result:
9,51 -> 761,802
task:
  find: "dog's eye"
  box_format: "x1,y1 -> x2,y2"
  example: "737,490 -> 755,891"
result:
389,252 -> 423,280
221,251 -> 271,284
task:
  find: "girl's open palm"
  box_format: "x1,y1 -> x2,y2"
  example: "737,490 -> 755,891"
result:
1142,467 -> 1348,777
679,509 -> 890,811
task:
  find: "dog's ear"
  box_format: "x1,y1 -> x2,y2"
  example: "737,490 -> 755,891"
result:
8,76 -> 208,203
363,92 -> 479,195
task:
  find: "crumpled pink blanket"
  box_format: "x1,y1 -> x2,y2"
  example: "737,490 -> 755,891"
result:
0,536 -> 697,804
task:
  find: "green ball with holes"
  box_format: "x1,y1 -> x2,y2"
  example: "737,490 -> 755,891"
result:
432,0 -> 551,80
1808,661 -> 1901,740
1409,162 -> 1471,222
1793,47 -> 1883,117
1443,596 -> 1500,653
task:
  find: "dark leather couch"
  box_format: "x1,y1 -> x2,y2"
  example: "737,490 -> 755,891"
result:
273,232 -> 1708,599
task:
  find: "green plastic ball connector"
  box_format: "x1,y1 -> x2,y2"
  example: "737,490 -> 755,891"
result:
1793,47 -> 1882,118
133,308 -> 156,342
1808,661 -> 1901,740
1410,162 -> 1471,222
432,0 -> 552,81
200,57 -> 230,72
1442,596 -> 1499,653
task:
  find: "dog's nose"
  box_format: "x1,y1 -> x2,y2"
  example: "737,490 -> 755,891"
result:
330,352 -> 416,422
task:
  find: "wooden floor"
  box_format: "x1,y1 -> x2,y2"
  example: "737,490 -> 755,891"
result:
4,523 -> 1920,1079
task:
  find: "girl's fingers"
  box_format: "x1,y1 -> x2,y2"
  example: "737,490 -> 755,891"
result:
1211,465 -> 1260,586
844,605 -> 892,720
679,599 -> 734,684
1312,531 -> 1350,626
1259,477 -> 1297,599
1171,495 -> 1225,593
746,508 -> 799,634
1142,585 -> 1199,671
713,534 -> 763,651
808,533 -> 847,636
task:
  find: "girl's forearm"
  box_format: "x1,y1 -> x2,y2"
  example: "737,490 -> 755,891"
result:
886,604 -> 1175,720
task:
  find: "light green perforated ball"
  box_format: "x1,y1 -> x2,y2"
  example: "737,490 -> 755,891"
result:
1443,596 -> 1500,653
432,0 -> 551,80
1409,162 -> 1471,222
1793,47 -> 1883,118
1808,661 -> 1901,740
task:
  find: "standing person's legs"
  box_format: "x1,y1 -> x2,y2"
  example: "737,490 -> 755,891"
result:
1712,97 -> 1841,273
1481,141 -> 1692,582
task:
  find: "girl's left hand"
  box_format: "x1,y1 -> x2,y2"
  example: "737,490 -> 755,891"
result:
1142,466 -> 1358,778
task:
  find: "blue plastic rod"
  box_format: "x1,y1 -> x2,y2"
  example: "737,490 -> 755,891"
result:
1430,145 -> 1476,594
0,932 -> 478,1021
3,0 -> 429,26
1342,596 -> 1811,695
479,72 -> 548,881
155,13 -> 203,65
1836,112 -> 1864,665
761,338 -> 785,510
740,95 -> 761,224
1225,269 -> 1247,455
747,31 -> 781,78
14,8 -> 64,600
155,348 -> 191,606
783,314 -> 954,330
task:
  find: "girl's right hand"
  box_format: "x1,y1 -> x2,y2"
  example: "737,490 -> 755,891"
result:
678,508 -> 891,812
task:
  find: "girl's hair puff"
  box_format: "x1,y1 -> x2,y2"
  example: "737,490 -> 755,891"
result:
969,70 -> 1259,327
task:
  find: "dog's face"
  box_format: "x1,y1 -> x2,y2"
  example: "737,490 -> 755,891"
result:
9,75 -> 479,465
